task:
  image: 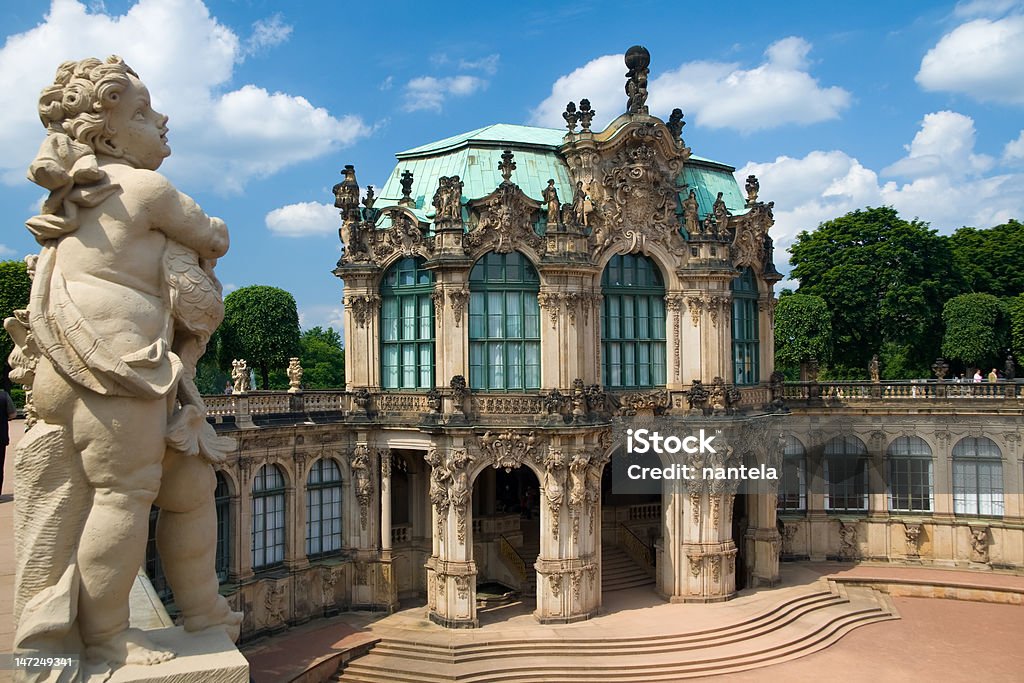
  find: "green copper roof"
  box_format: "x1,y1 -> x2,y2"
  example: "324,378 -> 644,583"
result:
373,123 -> 747,229
397,123 -> 566,157
684,161 -> 748,218
377,128 -> 574,215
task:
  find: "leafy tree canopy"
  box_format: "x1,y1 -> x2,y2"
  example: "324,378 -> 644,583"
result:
0,260 -> 32,388
948,220 -> 1024,298
773,294 -> 832,370
941,293 -> 1008,371
268,326 -> 345,390
789,207 -> 960,378
218,285 -> 301,389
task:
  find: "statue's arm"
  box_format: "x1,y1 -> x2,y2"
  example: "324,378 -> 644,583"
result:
140,171 -> 229,258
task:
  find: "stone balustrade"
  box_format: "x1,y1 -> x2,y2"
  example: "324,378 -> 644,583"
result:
199,380 -> 1024,424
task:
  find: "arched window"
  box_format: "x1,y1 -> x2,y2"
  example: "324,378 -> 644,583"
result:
252,464 -> 286,569
468,252 -> 541,390
731,267 -> 759,385
306,458 -> 344,557
887,436 -> 933,513
824,435 -> 868,512
215,473 -> 231,582
953,437 -> 1003,516
601,254 -> 666,388
381,257 -> 434,389
777,436 -> 806,512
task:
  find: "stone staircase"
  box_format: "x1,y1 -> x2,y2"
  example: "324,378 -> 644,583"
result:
333,579 -> 897,682
602,542 -> 656,592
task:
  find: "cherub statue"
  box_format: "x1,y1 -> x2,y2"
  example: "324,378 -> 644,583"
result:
7,56 -> 240,676
287,357 -> 303,393
232,358 -> 252,394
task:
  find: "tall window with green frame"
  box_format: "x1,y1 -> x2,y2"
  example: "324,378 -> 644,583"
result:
381,257 -> 434,389
731,267 -> 760,385
601,254 -> 666,388
468,251 -> 541,390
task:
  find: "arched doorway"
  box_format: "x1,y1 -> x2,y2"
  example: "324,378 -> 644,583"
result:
600,454 -> 658,596
472,465 -> 543,613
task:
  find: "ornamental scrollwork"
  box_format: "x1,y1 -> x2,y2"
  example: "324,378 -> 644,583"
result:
346,294 -> 380,329
479,430 -> 544,472
465,156 -> 544,255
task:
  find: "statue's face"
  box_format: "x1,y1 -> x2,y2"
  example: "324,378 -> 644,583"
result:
105,74 -> 170,170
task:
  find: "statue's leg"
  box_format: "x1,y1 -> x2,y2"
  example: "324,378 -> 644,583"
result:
64,381 -> 173,665
156,450 -> 242,641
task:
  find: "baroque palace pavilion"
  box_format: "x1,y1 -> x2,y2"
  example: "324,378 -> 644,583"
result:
165,47 -> 1023,642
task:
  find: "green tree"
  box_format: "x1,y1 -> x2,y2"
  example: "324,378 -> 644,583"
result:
948,220 -> 1024,298
298,326 -> 345,388
1008,295 -> 1024,364
941,293 -> 1008,371
0,260 -> 32,389
773,294 -> 832,378
268,326 -> 346,389
218,286 -> 301,389
790,207 -> 960,378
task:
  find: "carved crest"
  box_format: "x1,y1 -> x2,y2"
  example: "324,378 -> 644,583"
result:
580,125 -> 687,256
465,181 -> 544,255
371,208 -> 433,261
479,430 -> 544,472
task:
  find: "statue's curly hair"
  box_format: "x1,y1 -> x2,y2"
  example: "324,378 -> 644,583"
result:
36,56 -> 138,153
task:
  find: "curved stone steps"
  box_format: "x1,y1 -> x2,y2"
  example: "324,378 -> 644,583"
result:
601,545 -> 655,592
363,591 -> 845,663
334,582 -> 896,682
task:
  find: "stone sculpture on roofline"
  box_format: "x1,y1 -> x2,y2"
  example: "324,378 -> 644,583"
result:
4,56 -> 244,681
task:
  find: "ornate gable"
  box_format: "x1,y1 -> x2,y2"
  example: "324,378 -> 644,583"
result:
464,151 -> 544,257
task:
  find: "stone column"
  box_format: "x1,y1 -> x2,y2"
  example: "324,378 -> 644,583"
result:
805,441 -> 829,561
665,293 -> 686,390
348,444 -> 378,609
534,446 -> 602,624
381,453 -> 392,555
425,444 -> 478,628
237,458 -> 255,581
336,267 -> 381,390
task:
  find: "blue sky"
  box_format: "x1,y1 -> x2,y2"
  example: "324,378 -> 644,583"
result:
1,0 -> 1023,332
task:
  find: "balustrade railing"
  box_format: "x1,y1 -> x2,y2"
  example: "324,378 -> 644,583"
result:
785,380 -> 1021,403
627,503 -> 662,521
498,534 -> 528,583
618,523 -> 655,573
200,379 -> 1022,422
391,525 -> 411,544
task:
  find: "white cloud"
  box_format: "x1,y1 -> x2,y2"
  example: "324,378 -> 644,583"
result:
403,75 -> 488,112
0,0 -> 369,192
244,13 -> 292,55
266,201 -> 338,237
917,16 -> 1024,104
0,244 -> 16,257
458,54 -> 500,75
739,151 -> 884,253
882,111 -> 993,178
740,112 -> 1024,285
380,75 -> 394,91
953,0 -> 1022,18
530,37 -> 850,133
528,54 -> 623,130
1003,130 -> 1024,162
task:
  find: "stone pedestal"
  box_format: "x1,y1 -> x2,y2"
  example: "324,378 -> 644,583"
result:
106,628 -> 249,683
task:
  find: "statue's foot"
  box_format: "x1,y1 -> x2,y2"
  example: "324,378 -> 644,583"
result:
86,627 -> 175,666
183,597 -> 243,642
